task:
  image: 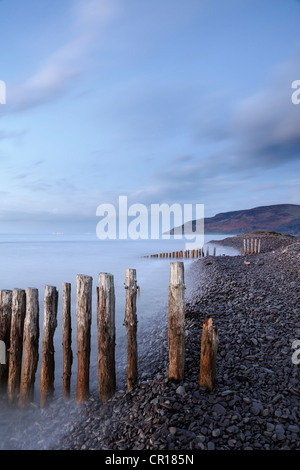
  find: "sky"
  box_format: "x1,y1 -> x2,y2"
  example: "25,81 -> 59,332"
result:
0,0 -> 300,234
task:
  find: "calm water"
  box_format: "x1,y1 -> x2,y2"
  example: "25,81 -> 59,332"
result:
0,233 -> 238,399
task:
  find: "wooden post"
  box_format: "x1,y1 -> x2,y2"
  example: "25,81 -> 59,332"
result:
62,283 -> 72,401
246,239 -> 249,254
258,239 -> 261,254
168,262 -> 185,381
40,286 -> 58,408
251,239 -> 253,254
199,317 -> 218,391
243,239 -> 246,255
202,248 -> 204,257
0,290 -> 12,394
76,275 -> 92,403
7,289 -> 26,404
18,288 -> 39,408
213,247 -> 216,257
124,269 -> 138,393
206,246 -> 209,257
97,273 -> 116,402
254,239 -> 257,254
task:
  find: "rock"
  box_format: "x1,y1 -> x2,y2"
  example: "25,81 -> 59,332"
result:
169,427 -> 177,435
212,403 -> 227,415
176,386 -> 185,396
266,423 -> 275,432
212,428 -> 221,437
287,425 -> 299,433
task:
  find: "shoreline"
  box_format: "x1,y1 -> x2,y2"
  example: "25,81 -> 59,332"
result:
1,233 -> 300,450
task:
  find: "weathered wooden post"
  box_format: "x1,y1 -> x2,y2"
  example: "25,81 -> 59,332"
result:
0,290 -> 12,394
199,317 -> 218,391
258,239 -> 261,254
254,239 -> 257,254
251,239 -> 253,254
97,273 -> 116,402
124,269 -> 138,393
18,288 -> 39,408
7,289 -> 26,404
76,275 -> 92,403
213,247 -> 216,257
206,246 -> 209,257
243,239 -> 246,255
168,262 -> 185,382
247,239 -> 249,254
62,282 -> 72,401
40,286 -> 58,408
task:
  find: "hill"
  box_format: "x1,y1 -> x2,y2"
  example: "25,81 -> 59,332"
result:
169,204 -> 300,236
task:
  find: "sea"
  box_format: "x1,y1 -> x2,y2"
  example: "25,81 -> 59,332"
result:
0,232 -> 238,448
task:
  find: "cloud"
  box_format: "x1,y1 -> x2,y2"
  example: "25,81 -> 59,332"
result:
9,0 -> 120,112
230,56 -> 300,169
0,129 -> 26,142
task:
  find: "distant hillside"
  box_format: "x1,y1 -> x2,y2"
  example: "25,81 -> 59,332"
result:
169,204 -> 300,236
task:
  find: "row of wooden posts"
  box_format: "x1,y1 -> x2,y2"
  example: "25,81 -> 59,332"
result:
241,238 -> 261,256
0,263 -> 218,409
146,246 -> 217,259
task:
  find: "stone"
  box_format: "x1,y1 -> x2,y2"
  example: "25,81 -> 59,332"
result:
176,386 -> 185,396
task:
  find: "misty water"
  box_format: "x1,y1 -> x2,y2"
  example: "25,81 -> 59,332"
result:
0,233 -> 238,449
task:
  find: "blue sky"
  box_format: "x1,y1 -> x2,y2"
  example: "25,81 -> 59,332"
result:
0,0 -> 300,233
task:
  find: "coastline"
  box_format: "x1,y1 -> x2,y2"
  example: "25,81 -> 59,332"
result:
2,233 -> 300,450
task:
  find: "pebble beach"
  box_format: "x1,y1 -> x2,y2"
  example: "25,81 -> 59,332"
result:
1,232 -> 299,451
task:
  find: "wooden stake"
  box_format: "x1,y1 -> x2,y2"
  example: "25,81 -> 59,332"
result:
62,283 -> 72,401
97,273 -> 116,402
124,269 -> 138,393
18,288 -> 39,408
76,275 -> 92,403
206,246 -> 209,257
199,317 -> 218,391
251,239 -> 253,254
40,286 -> 58,408
243,239 -> 246,255
168,262 -> 185,381
254,239 -> 257,254
247,239 -> 249,254
258,239 -> 261,254
213,247 -> 216,257
0,290 -> 12,394
7,289 -> 26,404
